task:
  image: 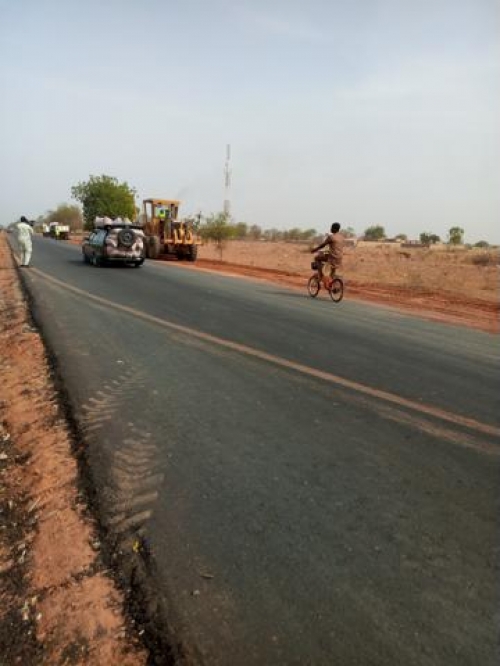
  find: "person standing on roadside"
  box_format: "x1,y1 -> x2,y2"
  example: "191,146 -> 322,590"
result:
310,222 -> 344,287
16,216 -> 34,267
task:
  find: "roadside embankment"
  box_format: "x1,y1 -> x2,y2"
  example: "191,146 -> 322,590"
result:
0,233 -> 147,665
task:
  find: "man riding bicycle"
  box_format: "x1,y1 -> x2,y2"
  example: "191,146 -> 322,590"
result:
311,222 -> 344,287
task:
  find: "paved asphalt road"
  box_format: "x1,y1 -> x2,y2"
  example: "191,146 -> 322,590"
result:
11,236 -> 500,665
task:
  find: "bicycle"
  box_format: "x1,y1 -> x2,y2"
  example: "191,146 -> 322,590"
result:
307,260 -> 344,303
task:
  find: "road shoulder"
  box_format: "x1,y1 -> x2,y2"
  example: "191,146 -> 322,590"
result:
0,235 -> 147,665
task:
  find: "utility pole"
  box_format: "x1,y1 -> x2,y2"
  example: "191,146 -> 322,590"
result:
223,144 -> 231,218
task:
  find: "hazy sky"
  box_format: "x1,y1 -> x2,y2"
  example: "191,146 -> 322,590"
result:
1,0 -> 498,242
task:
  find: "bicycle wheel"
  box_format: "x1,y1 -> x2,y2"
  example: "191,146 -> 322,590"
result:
329,278 -> 344,303
307,275 -> 320,298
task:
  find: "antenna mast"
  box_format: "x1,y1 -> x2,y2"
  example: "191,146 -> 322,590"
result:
223,144 -> 231,218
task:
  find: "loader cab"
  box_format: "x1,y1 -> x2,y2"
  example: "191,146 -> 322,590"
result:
142,199 -> 180,243
141,197 -> 199,261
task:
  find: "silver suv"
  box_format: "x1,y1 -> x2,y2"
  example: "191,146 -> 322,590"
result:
82,224 -> 145,267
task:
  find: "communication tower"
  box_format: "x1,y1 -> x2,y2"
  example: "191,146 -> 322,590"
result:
223,144 -> 231,218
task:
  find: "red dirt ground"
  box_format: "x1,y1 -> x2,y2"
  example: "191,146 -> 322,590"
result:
0,234 -> 147,665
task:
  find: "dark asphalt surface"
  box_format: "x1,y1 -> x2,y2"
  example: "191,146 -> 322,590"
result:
12,236 -> 500,665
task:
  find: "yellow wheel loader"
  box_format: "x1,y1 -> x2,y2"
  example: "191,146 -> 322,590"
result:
141,198 -> 200,261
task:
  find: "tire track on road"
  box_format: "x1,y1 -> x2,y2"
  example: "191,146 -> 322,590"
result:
79,370 -> 165,541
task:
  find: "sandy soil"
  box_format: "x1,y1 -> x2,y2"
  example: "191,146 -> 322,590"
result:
0,234 -> 147,665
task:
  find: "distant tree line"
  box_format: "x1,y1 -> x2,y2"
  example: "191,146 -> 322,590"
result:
29,172 -> 493,249
35,203 -> 83,232
197,214 -> 320,257
361,224 -> 490,247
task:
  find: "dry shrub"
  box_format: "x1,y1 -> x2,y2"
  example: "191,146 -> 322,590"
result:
407,269 -> 425,289
469,251 -> 498,267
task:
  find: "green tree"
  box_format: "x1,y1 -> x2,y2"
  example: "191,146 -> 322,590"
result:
71,175 -> 136,230
343,226 -> 357,239
263,228 -> 283,242
363,225 -> 386,241
248,224 -> 262,240
395,233 -> 408,241
474,240 -> 489,248
284,227 -> 303,241
420,232 -> 441,246
233,222 -> 248,239
198,212 -> 235,259
46,203 -> 83,231
448,226 -> 464,245
300,228 -> 317,241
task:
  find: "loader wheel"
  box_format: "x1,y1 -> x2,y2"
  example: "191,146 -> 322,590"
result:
187,244 -> 198,262
118,229 -> 135,248
148,236 -> 161,260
